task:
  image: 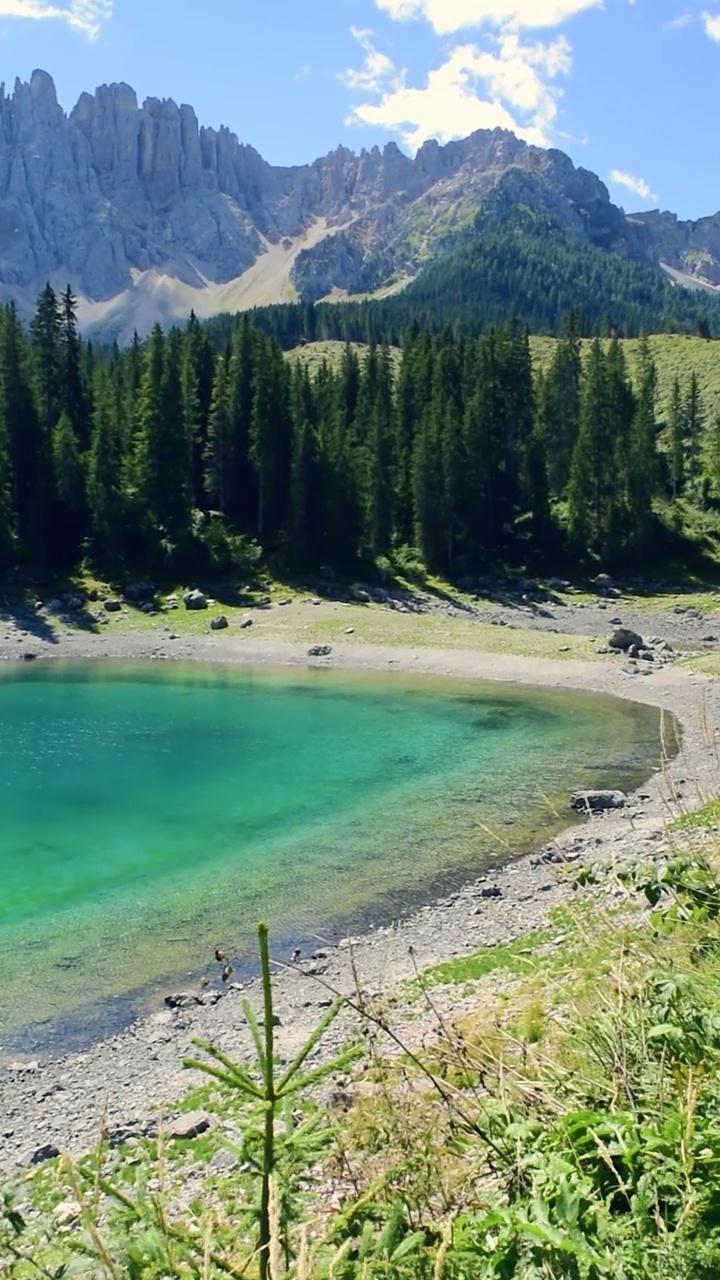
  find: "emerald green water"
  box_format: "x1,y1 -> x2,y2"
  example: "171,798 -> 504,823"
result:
0,663 -> 665,1055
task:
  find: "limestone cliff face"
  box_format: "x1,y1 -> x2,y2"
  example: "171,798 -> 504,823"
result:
0,69 -> 716,335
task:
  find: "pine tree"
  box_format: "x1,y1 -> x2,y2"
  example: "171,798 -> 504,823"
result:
538,317 -> 582,497
1,304 -> 49,560
51,410 -> 86,566
685,372 -> 704,491
250,337 -> 291,540
87,369 -> 126,567
205,356 -> 233,513
623,338 -> 657,553
136,327 -> 193,548
0,322 -> 16,571
567,339 -> 608,551
30,284 -> 62,434
669,377 -> 685,500
59,286 -> 91,448
226,316 -> 258,530
290,419 -> 321,562
704,414 -> 720,501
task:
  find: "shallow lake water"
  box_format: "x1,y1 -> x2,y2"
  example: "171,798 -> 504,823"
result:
0,662 -> 667,1055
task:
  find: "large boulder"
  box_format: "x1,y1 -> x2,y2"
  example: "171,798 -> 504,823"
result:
123,581 -> 155,602
608,627 -> 643,652
184,589 -> 207,611
571,789 -> 626,813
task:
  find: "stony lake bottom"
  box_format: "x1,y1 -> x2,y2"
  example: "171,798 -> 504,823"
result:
0,662 -> 667,1055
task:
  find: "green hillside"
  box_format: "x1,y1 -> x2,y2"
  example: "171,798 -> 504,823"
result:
287,335 -> 720,425
530,334 -> 720,424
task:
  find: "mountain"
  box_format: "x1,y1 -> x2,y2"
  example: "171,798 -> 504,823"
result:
1,68 -> 719,338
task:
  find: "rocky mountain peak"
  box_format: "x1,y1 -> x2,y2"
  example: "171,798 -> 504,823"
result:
0,68 -> 716,337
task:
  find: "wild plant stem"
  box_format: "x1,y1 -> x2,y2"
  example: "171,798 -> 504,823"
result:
259,922 -> 276,1280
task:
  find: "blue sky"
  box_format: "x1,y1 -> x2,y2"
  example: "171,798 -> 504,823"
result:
0,0 -> 718,219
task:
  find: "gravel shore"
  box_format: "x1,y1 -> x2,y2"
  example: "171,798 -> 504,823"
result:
1,603 -> 719,1179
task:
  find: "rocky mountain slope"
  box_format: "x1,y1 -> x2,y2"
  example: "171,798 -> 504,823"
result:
1,69 -> 718,338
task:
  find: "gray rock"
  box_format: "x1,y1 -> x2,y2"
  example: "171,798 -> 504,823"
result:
184,589 -> 207,611
308,645 -> 332,657
210,614 -> 228,630
240,617 -> 253,628
140,601 -> 157,614
571,789 -> 627,813
167,1110 -> 212,1140
104,599 -> 122,612
30,1143 -> 60,1164
209,1148 -> 239,1172
124,582 -> 155,602
479,884 -> 503,898
608,627 -> 644,652
164,991 -> 202,1009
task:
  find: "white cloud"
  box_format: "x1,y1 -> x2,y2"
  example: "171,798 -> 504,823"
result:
662,13 -> 693,31
338,28 -> 402,93
0,0 -> 111,38
343,31 -> 572,151
371,0 -> 602,35
610,168 -> 658,204
702,10 -> 720,39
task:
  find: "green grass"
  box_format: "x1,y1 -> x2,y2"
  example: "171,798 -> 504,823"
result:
286,340 -> 403,377
671,797 -> 720,831
285,335 -> 720,428
530,333 -> 720,424
416,929 -> 550,988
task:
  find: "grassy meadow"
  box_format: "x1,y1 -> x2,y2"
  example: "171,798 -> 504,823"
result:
286,334 -> 720,425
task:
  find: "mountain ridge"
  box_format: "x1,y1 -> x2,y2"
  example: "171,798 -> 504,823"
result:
1,69 -> 719,337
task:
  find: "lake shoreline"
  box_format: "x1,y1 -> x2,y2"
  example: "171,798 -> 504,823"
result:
1,626 -> 718,1178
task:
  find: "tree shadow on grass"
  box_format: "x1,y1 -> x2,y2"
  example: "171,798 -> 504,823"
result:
0,593 -> 102,645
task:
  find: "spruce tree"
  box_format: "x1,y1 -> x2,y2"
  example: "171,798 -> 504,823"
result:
31,284 -> 62,437
685,372 -> 704,491
1,304 -> 49,561
567,339 -> 608,551
51,410 -> 86,566
669,376 -> 685,500
59,286 -> 91,448
135,326 -> 193,549
87,369 -> 126,567
539,317 -> 582,497
205,356 -> 233,514
623,339 -> 657,553
290,419 -> 321,563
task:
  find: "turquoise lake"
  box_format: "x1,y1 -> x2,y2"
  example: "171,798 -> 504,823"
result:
0,663 -> 667,1055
